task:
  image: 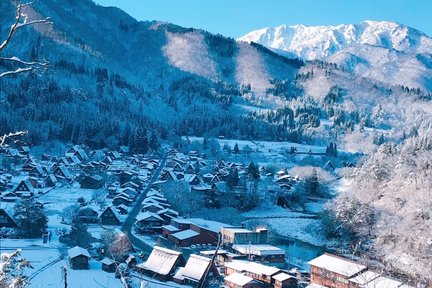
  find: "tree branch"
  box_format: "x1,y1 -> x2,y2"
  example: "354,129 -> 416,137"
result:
0,131 -> 27,146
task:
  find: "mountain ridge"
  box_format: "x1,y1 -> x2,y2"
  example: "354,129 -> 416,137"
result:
239,20 -> 432,91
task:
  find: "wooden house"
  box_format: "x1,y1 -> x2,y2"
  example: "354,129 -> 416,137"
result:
224,260 -> 280,284
272,272 -> 297,288
44,174 -> 57,187
225,273 -> 263,288
159,170 -> 177,181
135,212 -> 164,233
116,204 -> 129,215
101,258 -> 116,273
76,207 -> 99,224
54,166 -> 73,181
308,253 -> 367,288
68,246 -> 90,270
99,206 -> 121,225
231,244 -> 285,267
136,246 -> 185,281
173,254 -> 219,286
13,179 -> 35,198
0,208 -> 17,228
112,194 -> 133,206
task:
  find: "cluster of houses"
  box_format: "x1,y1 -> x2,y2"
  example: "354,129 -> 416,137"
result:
307,253 -> 415,288
0,143 -> 162,232
134,189 -> 179,233
136,223 -> 298,287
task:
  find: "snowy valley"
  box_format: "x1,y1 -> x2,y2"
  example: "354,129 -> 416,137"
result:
0,0 -> 431,287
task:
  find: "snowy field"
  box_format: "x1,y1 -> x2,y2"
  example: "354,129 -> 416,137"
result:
242,206 -> 330,247
29,260 -> 124,288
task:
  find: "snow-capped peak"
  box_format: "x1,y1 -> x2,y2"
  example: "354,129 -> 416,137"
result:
238,20 -> 432,60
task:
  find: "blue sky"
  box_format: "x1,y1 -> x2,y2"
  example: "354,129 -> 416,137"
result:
96,0 -> 432,37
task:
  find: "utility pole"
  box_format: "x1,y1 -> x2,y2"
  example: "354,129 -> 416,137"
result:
199,232 -> 222,288
62,266 -> 67,288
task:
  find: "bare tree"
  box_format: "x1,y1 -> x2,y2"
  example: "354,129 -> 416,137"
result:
0,0 -> 51,78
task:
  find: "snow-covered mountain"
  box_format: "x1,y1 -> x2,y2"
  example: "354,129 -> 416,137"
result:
0,0 -> 430,148
239,21 -> 432,91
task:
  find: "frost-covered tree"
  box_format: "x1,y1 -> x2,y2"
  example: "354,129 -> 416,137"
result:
327,119 -> 432,283
0,250 -> 33,288
0,0 -> 51,78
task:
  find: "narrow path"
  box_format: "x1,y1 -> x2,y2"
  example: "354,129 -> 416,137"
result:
121,153 -> 167,253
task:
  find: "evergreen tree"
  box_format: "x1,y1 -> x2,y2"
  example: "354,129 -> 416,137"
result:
247,162 -> 260,180
226,168 -> 239,190
233,143 -> 240,154
67,221 -> 92,248
149,132 -> 160,150
13,199 -> 48,238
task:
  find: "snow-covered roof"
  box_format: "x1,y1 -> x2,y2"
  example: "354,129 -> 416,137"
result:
308,253 -> 367,277
136,211 -> 163,222
100,258 -> 115,265
174,254 -> 211,282
161,225 -> 181,233
232,244 -> 285,256
224,272 -> 256,286
67,246 -> 90,258
272,272 -> 294,282
224,260 -> 280,276
98,205 -> 121,220
186,218 -> 231,233
363,276 -> 403,288
305,284 -> 327,288
349,270 -> 380,285
171,229 -> 199,240
137,246 -> 182,276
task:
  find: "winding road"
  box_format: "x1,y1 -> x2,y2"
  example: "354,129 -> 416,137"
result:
120,153 -> 167,254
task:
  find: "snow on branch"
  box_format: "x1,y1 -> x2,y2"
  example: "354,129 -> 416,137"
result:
0,131 -> 28,146
0,0 -> 51,78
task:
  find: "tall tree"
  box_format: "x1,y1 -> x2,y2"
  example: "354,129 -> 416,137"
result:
13,199 -> 48,238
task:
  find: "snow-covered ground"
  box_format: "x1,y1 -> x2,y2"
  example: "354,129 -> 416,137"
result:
242,206 -> 330,247
30,260 -> 124,288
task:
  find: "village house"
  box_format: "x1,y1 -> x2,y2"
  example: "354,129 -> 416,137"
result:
75,206 -> 99,224
68,246 -> 91,270
44,174 -> 57,187
162,218 -> 191,238
231,244 -> 286,267
101,258 -> 116,273
112,194 -> 133,206
0,208 -> 17,228
137,246 -> 185,281
53,166 -> 73,181
224,260 -> 280,284
159,169 -> 178,181
272,272 -> 297,288
173,254 -> 219,286
156,208 -> 179,224
135,211 -> 164,233
98,206 -> 121,225
221,227 -> 268,246
308,253 -> 367,288
167,218 -> 228,247
116,204 -> 129,215
225,272 -> 263,288
13,179 -> 36,198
